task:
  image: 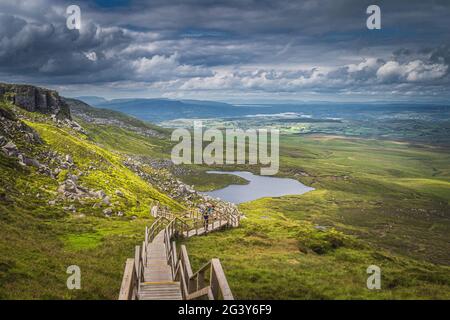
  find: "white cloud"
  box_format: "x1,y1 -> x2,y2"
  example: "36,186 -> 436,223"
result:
131,53 -> 213,81
347,58 -> 379,73
0,1 -> 449,101
377,60 -> 447,83
84,51 -> 97,61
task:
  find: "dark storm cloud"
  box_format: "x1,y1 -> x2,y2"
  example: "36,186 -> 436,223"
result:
0,0 -> 449,101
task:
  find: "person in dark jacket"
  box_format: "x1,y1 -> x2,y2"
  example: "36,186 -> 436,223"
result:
204,203 -> 213,232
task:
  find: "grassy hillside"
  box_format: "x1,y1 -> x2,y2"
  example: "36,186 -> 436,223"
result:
0,101 -> 183,299
181,205 -> 450,299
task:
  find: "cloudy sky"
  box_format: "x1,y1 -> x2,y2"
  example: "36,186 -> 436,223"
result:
0,0 -> 449,103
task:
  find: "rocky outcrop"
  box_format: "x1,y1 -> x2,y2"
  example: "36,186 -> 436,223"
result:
0,83 -> 71,119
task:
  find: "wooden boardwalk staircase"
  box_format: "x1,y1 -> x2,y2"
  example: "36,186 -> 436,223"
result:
119,206 -> 240,300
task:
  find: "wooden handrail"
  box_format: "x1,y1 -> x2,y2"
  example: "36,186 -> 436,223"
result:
119,258 -> 137,300
172,244 -> 233,300
210,259 -> 234,300
186,286 -> 214,300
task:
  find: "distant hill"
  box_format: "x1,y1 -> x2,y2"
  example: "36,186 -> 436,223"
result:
75,96 -> 450,124
75,96 -> 109,106
89,98 -> 248,122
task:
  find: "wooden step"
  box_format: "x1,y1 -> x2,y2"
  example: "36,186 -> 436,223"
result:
138,282 -> 182,300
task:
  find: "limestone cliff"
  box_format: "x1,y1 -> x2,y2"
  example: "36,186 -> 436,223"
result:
0,83 -> 71,119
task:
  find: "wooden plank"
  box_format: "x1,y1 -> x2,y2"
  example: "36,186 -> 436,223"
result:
118,258 -> 136,300
134,245 -> 141,281
211,259 -> 234,300
186,286 -> 212,300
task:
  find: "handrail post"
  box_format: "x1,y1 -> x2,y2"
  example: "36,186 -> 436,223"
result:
211,259 -> 234,300
172,240 -> 177,277
119,258 -> 137,300
145,226 -> 148,247
134,245 -> 141,281
142,241 -> 146,267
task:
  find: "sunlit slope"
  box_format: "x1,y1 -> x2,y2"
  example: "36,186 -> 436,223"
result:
28,121 -> 182,212
0,103 -> 184,299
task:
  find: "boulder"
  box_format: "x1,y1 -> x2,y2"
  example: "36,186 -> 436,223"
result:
67,173 -> 79,182
65,154 -> 73,164
53,168 -> 61,177
64,180 -> 78,193
102,196 -> 111,206
96,190 -> 106,199
1,141 -> 19,156
26,157 -> 41,168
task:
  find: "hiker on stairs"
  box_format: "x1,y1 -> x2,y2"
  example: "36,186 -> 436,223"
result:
204,203 -> 213,233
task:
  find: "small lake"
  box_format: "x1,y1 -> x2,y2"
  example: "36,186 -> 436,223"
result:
204,171 -> 314,204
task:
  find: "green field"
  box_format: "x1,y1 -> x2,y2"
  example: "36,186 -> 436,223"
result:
180,135 -> 450,299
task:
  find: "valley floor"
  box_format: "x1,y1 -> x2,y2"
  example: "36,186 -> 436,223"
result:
180,135 -> 450,299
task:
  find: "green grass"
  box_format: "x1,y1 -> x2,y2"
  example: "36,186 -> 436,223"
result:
77,123 -> 250,191
181,134 -> 450,299
0,102 -> 185,299
81,123 -> 173,159
178,167 -> 249,191
63,232 -> 104,251
27,121 -> 183,213
81,116 -> 450,298
181,200 -> 450,299
0,151 -> 154,299
1,99 -> 449,299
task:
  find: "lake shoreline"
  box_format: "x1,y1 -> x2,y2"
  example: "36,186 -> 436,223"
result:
203,170 -> 314,204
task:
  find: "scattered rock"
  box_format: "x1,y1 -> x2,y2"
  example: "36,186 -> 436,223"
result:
96,190 -> 106,199
115,189 -> 124,197
68,120 -> 87,134
314,225 -> 329,232
65,154 -> 73,164
102,196 -> 111,206
67,173 -> 79,182
103,208 -> 113,216
53,168 -> 61,177
1,141 -> 19,156
19,155 -> 41,168
63,204 -> 76,212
